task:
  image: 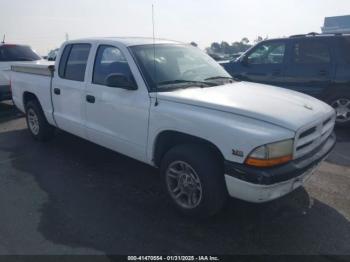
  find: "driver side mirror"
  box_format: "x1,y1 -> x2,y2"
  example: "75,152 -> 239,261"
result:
105,73 -> 137,90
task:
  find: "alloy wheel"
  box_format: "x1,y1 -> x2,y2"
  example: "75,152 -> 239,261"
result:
27,108 -> 40,135
166,161 -> 203,209
331,98 -> 350,123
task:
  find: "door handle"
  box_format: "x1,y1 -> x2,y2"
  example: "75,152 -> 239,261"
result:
86,95 -> 95,104
53,88 -> 61,95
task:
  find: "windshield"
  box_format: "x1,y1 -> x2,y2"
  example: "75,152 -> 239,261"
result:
130,44 -> 232,91
0,45 -> 41,62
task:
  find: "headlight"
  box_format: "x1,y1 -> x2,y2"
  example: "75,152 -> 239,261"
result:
245,139 -> 294,167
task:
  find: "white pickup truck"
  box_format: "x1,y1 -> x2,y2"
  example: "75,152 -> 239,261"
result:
11,37 -> 336,217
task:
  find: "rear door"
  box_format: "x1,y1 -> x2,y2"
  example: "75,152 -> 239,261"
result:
238,40 -> 287,86
52,43 -> 92,138
283,38 -> 335,98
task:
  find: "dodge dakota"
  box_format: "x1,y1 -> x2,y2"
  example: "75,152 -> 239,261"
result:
11,38 -> 336,217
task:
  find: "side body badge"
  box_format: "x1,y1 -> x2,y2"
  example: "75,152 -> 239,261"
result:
232,149 -> 244,158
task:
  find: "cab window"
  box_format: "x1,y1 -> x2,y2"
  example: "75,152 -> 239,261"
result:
247,42 -> 286,65
93,45 -> 133,86
58,44 -> 91,82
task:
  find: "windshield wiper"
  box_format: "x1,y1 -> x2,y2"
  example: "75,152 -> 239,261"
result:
205,76 -> 234,81
158,80 -> 217,87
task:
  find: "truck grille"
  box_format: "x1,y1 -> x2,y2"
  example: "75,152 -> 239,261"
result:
294,113 -> 336,159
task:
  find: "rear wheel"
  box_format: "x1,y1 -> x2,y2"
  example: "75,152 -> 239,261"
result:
25,100 -> 55,141
328,95 -> 350,127
160,144 -> 227,217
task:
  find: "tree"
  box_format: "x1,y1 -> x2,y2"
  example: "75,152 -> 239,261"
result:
241,37 -> 250,45
210,42 -> 221,53
230,38 -> 252,53
220,41 -> 230,54
190,41 -> 198,47
254,36 -> 263,43
206,38 -> 253,56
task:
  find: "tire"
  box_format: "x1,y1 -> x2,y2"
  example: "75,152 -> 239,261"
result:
25,100 -> 55,141
160,144 -> 227,217
327,94 -> 350,127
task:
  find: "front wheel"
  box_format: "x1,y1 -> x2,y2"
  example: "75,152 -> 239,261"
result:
160,144 -> 227,217
328,95 -> 350,127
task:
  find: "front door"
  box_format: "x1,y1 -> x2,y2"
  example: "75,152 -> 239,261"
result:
85,44 -> 150,162
238,40 -> 287,87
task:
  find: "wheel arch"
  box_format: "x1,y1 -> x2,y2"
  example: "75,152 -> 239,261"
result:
152,130 -> 225,168
23,91 -> 41,111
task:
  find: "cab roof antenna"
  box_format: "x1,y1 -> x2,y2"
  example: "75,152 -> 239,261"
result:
152,4 -> 159,107
1,34 -> 5,44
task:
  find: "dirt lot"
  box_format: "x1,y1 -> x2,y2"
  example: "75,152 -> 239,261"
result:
0,101 -> 349,255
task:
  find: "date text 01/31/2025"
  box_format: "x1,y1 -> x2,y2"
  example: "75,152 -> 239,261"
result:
127,256 -> 220,261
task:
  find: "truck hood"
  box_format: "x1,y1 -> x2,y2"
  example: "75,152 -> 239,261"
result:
156,82 -> 334,131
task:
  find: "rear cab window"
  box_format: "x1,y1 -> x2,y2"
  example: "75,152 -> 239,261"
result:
0,45 -> 41,62
58,43 -> 91,82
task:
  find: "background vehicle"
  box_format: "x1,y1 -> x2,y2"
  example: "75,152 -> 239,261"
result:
0,43 -> 41,102
11,38 -> 336,217
221,33 -> 350,126
47,48 -> 59,61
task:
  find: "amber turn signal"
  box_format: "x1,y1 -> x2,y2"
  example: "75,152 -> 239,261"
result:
245,155 -> 293,168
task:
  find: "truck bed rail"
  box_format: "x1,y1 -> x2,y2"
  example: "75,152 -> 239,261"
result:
11,62 -> 54,77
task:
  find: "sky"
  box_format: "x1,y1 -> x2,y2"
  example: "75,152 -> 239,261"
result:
0,0 -> 349,55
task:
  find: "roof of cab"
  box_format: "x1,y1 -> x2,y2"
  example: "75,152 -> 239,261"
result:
259,33 -> 350,43
66,37 -> 184,47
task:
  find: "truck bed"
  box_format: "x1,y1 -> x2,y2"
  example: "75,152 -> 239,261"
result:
11,61 -> 56,126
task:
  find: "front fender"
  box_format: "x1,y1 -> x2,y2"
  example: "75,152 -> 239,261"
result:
147,99 -> 295,164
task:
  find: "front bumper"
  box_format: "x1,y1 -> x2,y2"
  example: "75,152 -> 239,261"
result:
0,85 -> 11,101
224,132 -> 336,203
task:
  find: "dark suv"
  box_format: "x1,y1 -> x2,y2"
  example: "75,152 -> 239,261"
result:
221,33 -> 350,126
